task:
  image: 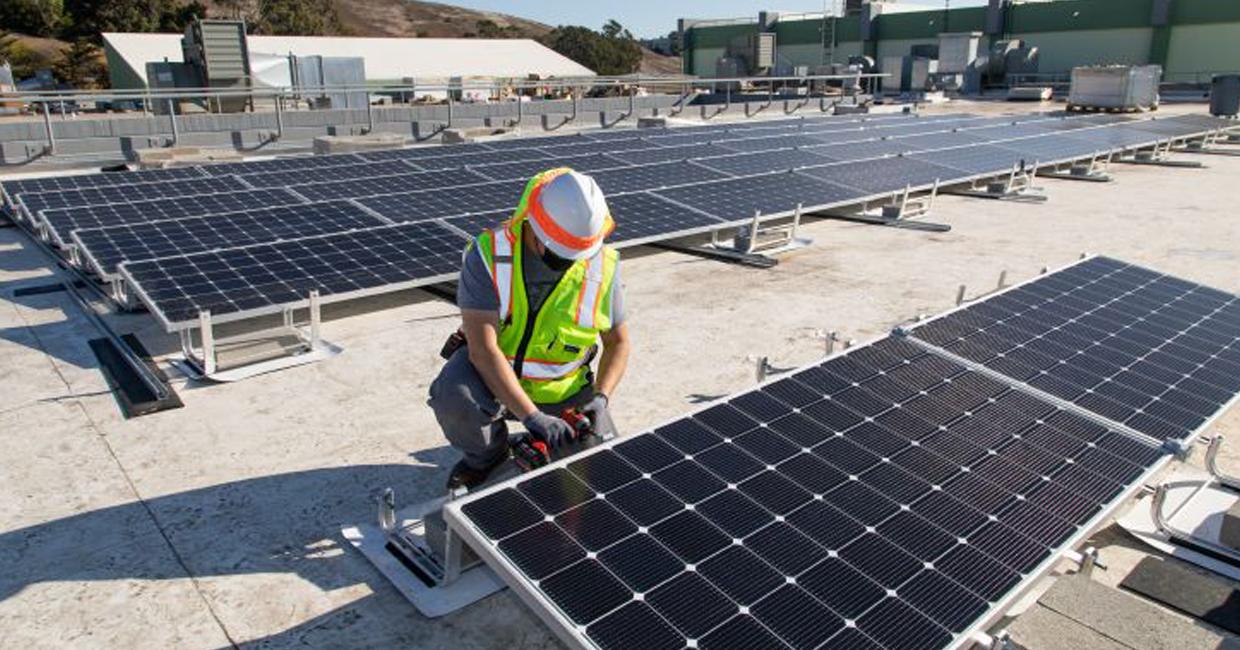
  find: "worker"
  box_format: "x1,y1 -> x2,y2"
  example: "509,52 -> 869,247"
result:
429,168 -> 631,490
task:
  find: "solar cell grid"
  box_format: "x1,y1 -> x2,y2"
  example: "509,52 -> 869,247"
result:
797,156 -> 962,195
608,144 -> 734,166
20,176 -> 249,216
288,168 -> 491,202
39,188 -> 306,245
588,161 -> 730,194
803,139 -> 918,162
716,134 -> 830,154
471,154 -> 628,181
695,149 -> 839,176
449,321 -> 1174,650
239,160 -> 418,188
910,144 -> 1027,176
603,192 -> 726,245
910,256 -> 1240,444
654,172 -> 866,221
121,220 -> 466,327
200,153 -> 364,176
73,201 -> 385,278
891,131 -> 990,152
357,180 -> 524,222
3,165 -> 206,195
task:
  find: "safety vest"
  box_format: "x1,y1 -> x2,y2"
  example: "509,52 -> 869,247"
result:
471,171 -> 619,404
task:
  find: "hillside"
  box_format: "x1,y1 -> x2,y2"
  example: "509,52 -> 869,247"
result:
333,0 -> 681,75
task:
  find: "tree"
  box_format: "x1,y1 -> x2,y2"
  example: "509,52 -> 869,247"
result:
52,38 -> 104,87
475,19 -> 521,39
0,0 -> 65,38
249,0 -> 341,36
62,0 -> 203,42
0,31 -> 45,79
543,22 -> 641,76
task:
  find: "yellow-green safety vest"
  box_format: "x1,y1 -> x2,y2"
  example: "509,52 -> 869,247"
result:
471,174 -> 619,404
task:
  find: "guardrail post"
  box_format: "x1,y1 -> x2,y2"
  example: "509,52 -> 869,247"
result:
365,92 -> 374,134
167,98 -> 179,146
42,102 -> 55,154
274,94 -> 284,140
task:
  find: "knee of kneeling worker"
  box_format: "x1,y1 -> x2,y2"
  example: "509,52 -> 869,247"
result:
429,373 -> 491,425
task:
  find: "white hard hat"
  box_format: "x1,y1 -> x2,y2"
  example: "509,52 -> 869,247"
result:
526,170 -> 614,261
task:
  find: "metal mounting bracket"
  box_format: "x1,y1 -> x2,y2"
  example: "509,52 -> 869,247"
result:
1205,435 -> 1240,493
811,181 -> 948,231
653,206 -> 812,268
174,290 -> 342,382
1114,140 -> 1205,168
1038,152 -> 1113,182
1148,481 -> 1240,565
942,165 -> 1047,202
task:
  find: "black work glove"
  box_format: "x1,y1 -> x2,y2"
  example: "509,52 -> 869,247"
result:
579,393 -> 619,440
522,411 -> 574,448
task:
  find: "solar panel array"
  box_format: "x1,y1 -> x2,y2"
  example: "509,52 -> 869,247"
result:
445,256 -> 1240,650
0,111 -> 1232,331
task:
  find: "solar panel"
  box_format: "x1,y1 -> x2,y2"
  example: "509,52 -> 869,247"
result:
909,145 -> 1027,176
2,166 -> 206,195
39,188 -> 306,247
73,201 -> 386,279
239,160 -> 419,188
804,139 -> 920,162
288,169 -> 491,202
352,143 -> 489,162
120,220 -> 467,329
1121,119 -> 1214,138
605,192 -> 727,245
442,210 -> 512,238
1064,127 -> 1161,149
539,139 -> 656,157
589,162 -> 730,194
655,172 -> 867,221
18,176 -> 250,216
472,154 -> 629,182
889,131 -> 990,152
909,256 -> 1240,445
639,132 -> 727,148
798,156 -> 963,195
412,148 -> 558,171
994,136 -> 1103,166
445,330 -> 1169,650
199,153 -> 365,176
717,135 -> 830,154
695,149 -> 838,176
609,144 -> 734,166
959,123 -> 1064,142
357,180 -> 525,222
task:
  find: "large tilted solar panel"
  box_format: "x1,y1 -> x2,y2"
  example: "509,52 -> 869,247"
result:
18,176 -> 250,216
472,154 -> 630,182
588,162 -> 731,195
910,145 -> 1028,176
1,165 -> 206,196
200,152 -> 366,176
1064,126 -> 1163,150
239,160 -> 419,188
444,330 -> 1169,650
889,131 -> 990,152
40,188 -> 308,247
798,156 -> 962,195
412,147 -> 561,171
695,149 -> 839,176
358,180 -> 525,223
805,139 -> 920,163
992,136 -> 1104,167
288,168 -> 491,202
73,201 -> 387,279
120,220 -> 467,329
609,144 -> 735,166
910,256 -> 1240,445
655,172 -> 867,221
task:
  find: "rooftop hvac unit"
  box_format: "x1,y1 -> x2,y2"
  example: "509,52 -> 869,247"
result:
1210,75 -> 1240,117
182,18 -> 252,112
1068,65 -> 1161,112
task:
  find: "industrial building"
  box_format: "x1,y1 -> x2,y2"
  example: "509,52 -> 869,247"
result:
679,0 -> 1240,84
102,32 -> 595,91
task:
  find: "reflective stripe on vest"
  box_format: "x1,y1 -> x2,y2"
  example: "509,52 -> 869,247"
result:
480,224 -> 516,321
575,253 -> 605,329
512,355 -> 591,381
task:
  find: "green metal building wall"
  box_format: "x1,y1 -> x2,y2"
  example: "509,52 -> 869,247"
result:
682,0 -> 1240,80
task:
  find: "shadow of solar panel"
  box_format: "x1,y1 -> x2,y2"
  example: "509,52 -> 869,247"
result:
590,162 -> 729,194
357,181 -> 524,222
695,149 -> 840,176
21,176 -> 249,214
40,188 -> 305,243
471,154 -> 627,181
73,201 -> 385,277
121,221 -> 467,327
241,160 -> 416,188
910,144 -> 1028,176
798,156 -> 963,194
654,173 -> 866,221
291,169 -> 491,201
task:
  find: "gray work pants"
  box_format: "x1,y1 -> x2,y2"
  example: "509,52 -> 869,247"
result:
428,347 -> 593,469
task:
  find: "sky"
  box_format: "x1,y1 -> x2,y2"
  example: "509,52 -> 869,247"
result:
450,0 -> 991,39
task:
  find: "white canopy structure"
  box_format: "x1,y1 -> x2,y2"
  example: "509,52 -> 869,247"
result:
102,33 -> 596,89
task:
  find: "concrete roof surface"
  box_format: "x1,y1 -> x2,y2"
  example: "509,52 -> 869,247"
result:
0,101 -> 1238,649
101,32 -> 597,84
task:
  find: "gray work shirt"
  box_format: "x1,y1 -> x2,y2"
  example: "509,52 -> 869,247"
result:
457,238 -> 625,327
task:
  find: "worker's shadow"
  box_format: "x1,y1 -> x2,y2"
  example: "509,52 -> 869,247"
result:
0,460 -> 559,648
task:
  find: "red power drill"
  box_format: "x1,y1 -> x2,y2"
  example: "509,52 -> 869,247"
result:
511,408 -> 594,472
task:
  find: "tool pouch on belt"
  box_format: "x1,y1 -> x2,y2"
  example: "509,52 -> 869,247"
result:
439,328 -> 466,360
